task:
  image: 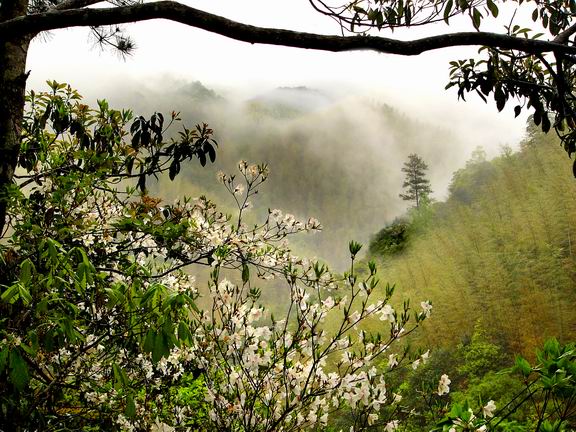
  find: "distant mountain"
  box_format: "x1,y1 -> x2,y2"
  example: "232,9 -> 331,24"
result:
153,83 -> 464,269
244,86 -> 334,118
179,80 -> 224,102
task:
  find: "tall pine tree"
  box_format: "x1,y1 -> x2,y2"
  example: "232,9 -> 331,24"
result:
400,153 -> 432,208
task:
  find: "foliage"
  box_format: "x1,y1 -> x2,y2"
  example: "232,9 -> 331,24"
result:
0,81 -> 219,429
457,323 -> 506,379
368,218 -> 410,257
506,338 -> 576,431
399,153 -> 433,208
369,127 -> 576,355
0,84 -> 434,431
433,338 -> 576,432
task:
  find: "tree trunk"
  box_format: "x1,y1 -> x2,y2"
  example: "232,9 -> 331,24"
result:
0,0 -> 31,236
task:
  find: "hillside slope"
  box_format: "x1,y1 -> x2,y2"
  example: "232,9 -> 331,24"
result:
152,84 -> 464,269
369,126 -> 576,356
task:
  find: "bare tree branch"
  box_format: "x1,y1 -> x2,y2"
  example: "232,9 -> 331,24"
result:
2,1 -> 576,56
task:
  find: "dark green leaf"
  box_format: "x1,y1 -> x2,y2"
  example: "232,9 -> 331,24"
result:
542,114 -> 551,133
242,263 -> 250,284
486,0 -> 498,17
9,349 -> 29,391
125,394 -> 137,419
472,8 -> 482,30
443,0 -> 453,23
0,347 -> 8,373
178,321 -> 192,343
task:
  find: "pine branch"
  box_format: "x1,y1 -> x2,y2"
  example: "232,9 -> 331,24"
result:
52,0 -> 102,10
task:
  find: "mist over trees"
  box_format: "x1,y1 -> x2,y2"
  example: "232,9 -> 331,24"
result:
2,0 -> 576,234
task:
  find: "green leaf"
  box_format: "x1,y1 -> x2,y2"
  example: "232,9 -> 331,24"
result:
9,349 -> 29,391
112,363 -> 129,389
1,284 -> 21,304
20,259 -> 35,285
514,356 -> 532,377
349,240 -> 363,257
152,328 -> 172,363
125,394 -> 137,419
543,338 -> 560,357
17,284 -> 32,306
542,114 -> 551,133
242,263 -> 250,284
472,8 -> 482,30
0,347 -> 9,373
486,0 -> 498,17
443,0 -> 453,23
178,321 -> 192,343
143,329 -> 156,354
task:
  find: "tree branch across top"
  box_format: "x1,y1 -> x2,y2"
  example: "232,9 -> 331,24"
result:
2,1 -> 576,56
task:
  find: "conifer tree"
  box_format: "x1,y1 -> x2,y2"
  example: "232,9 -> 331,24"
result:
400,153 -> 433,208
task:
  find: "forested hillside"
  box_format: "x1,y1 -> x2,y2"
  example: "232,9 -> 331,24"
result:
149,83 -> 466,268
369,126 -> 576,357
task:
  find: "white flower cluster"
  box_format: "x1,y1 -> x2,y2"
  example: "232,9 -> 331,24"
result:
188,253 -> 432,431
446,400 -> 497,432
9,153 -> 441,431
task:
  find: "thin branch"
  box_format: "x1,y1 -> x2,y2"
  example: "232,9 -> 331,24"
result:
2,1 -> 576,56
52,0 -> 103,10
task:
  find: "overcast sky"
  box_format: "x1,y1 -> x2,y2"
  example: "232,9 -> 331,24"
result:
26,0 -> 529,159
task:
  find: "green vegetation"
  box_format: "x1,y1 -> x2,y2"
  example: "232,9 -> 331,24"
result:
0,85 -> 436,431
2,80 -> 576,430
356,124 -> 576,431
369,125 -> 576,358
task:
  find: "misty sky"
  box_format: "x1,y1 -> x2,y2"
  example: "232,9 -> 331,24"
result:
25,0 -> 534,214
27,1 -> 527,147
22,0 -> 545,267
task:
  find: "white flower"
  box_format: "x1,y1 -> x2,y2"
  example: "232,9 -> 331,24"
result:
238,160 -> 248,172
82,233 -> 95,247
388,353 -> 398,368
379,304 -> 395,322
420,300 -> 432,317
385,420 -> 399,431
322,296 -> 335,309
233,184 -> 245,195
248,308 -> 263,322
150,418 -> 175,432
368,413 -> 378,425
482,400 -> 496,418
270,209 -> 283,220
437,374 -> 451,396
